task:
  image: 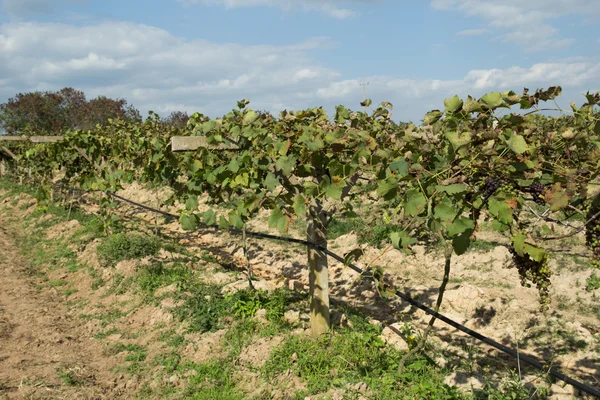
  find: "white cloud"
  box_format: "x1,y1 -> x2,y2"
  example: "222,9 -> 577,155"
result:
432,0 -> 600,51
178,0 -> 376,19
2,0 -> 83,17
456,28 -> 490,36
0,21 -> 598,123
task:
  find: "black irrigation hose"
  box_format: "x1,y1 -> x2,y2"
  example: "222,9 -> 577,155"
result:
51,182 -> 600,398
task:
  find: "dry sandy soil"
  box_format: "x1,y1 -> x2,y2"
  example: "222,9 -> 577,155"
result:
0,181 -> 598,399
0,210 -> 125,399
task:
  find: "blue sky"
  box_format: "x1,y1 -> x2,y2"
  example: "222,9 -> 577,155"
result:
0,0 -> 599,123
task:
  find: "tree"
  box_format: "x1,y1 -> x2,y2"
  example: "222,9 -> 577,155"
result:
0,88 -> 141,135
161,111 -> 190,129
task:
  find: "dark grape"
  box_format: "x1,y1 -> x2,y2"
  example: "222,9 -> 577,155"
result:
509,245 -> 551,310
483,176 -> 502,198
529,182 -> 546,206
585,198 -> 600,269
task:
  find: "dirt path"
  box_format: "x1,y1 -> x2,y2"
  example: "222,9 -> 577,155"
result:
0,221 -> 121,400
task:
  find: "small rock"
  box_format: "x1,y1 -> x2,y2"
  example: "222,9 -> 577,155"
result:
255,308 -> 268,322
288,279 -> 307,292
354,382 -> 368,392
379,324 -> 410,351
550,383 -> 578,399
169,375 -> 179,384
284,310 -> 300,325
434,356 -> 448,368
368,319 -> 382,327
444,371 -> 485,392
362,290 -> 376,299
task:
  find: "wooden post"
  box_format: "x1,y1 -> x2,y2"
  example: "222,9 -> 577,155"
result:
307,198 -> 330,335
171,136 -> 238,151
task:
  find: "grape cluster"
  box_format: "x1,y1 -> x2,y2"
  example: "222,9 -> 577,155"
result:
509,245 -> 551,310
529,182 -> 546,206
483,176 -> 502,199
585,199 -> 600,269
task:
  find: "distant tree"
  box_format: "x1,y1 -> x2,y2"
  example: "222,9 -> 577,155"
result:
161,111 -> 190,129
0,88 -> 142,135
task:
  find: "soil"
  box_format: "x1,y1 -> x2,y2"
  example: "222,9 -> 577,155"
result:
0,217 -> 125,399
0,182 -> 598,399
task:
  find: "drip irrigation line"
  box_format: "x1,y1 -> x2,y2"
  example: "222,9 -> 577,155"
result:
47,181 -> 600,398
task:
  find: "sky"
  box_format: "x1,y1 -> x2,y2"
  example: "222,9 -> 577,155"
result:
0,0 -> 599,123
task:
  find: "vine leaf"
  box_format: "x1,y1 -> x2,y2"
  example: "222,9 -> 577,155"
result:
404,190 -> 427,217
452,233 -> 471,255
391,231 -> 417,249
180,214 -> 198,231
480,92 -> 504,110
185,195 -> 199,211
444,95 -> 463,114
544,183 -> 569,211
268,208 -> 289,233
507,134 -> 528,154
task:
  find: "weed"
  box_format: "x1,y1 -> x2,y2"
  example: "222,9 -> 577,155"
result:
586,272 -> 600,292
94,327 -> 120,339
56,367 -> 87,386
137,262 -> 192,297
97,232 -> 161,266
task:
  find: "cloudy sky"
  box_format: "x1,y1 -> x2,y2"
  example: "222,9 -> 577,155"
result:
0,0 -> 599,123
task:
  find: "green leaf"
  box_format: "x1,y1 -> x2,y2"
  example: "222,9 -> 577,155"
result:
445,130 -> 472,150
434,200 -> 455,222
219,216 -> 230,230
463,96 -> 482,113
435,184 -> 467,194
202,209 -> 216,226
376,178 -> 398,201
524,244 -> 546,263
512,233 -> 526,257
228,211 -> 244,229
491,220 -> 509,232
424,110 -> 442,125
391,231 -> 417,249
446,217 -> 474,236
275,155 -> 296,176
268,208 -> 289,233
389,158 -> 408,176
480,92 -> 504,110
228,158 -> 240,173
452,233 -> 471,255
180,214 -> 198,231
344,248 -> 365,266
507,134 -> 528,155
323,176 -> 346,200
489,199 -> 513,224
444,95 -> 463,114
243,109 -> 258,124
265,173 -> 280,192
547,188 -> 569,211
360,99 -> 373,107
292,194 -> 306,217
185,195 -> 199,211
404,190 -> 427,217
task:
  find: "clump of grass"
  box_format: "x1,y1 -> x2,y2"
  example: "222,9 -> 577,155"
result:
137,262 -> 193,297
262,325 -> 462,399
586,272 -> 600,292
172,286 -> 303,334
97,232 -> 161,266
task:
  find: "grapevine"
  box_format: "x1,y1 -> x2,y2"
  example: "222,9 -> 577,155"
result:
585,196 -> 600,268
509,243 -> 552,310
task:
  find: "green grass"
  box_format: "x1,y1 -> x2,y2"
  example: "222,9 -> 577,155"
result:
137,262 -> 194,297
586,272 -> 600,292
97,232 -> 162,266
263,328 -> 462,399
